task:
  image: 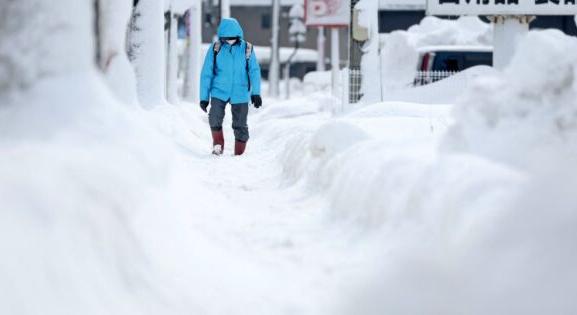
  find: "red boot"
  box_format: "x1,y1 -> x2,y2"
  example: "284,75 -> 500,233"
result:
234,140 -> 247,156
212,130 -> 224,155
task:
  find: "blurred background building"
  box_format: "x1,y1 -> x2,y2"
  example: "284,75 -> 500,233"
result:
201,0 -> 349,79
377,0 -> 577,35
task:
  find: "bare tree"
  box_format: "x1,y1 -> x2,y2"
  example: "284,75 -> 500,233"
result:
128,0 -> 167,107
269,0 -> 281,98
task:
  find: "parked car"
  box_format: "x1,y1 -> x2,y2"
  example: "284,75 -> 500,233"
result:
414,45 -> 493,86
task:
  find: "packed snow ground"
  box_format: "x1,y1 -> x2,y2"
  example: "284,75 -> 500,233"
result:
0,74 -> 452,314
2,29 -> 577,314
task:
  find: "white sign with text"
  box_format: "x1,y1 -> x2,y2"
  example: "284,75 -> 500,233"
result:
427,0 -> 577,16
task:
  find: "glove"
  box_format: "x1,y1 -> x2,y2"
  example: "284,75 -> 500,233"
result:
251,95 -> 262,109
200,100 -> 209,112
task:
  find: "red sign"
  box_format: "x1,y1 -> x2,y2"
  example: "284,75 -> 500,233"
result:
305,0 -> 350,27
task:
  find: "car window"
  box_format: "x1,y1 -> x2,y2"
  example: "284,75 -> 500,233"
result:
432,51 -> 492,71
463,52 -> 493,68
432,53 -> 464,71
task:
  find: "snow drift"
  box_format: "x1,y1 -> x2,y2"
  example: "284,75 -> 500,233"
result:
0,1 -> 307,314
444,30 -> 577,172
279,30 -> 577,314
348,30 -> 577,315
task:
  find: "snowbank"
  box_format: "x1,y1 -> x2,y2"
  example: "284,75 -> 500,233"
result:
278,101 -> 454,187
444,30 -> 577,171
0,69 -> 315,315
0,0 -> 93,94
0,1 -> 307,313
302,71 -> 333,93
277,29 -> 577,315
382,66 -> 496,104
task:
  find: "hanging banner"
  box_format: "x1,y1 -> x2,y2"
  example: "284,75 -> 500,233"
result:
305,0 -> 351,27
427,0 -> 577,16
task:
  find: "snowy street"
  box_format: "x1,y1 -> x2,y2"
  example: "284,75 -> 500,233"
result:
2,0 -> 577,314
146,92 -> 455,314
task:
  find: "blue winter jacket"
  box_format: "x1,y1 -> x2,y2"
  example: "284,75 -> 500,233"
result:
200,18 -> 261,104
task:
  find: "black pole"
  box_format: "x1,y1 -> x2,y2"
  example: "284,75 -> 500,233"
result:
94,0 -> 102,70
218,0 -> 222,25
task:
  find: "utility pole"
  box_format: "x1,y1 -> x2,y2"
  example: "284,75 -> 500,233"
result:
132,0 -> 167,107
491,16 -> 531,70
221,0 -> 231,19
330,28 -> 340,97
349,0 -> 366,103
269,0 -> 281,98
184,2 -> 202,103
166,3 -> 179,104
317,26 -> 326,72
94,0 -> 102,70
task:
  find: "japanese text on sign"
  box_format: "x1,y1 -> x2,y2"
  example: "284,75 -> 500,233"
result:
427,0 -> 577,15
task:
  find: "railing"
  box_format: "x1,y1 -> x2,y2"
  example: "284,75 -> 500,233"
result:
349,67 -> 363,103
413,70 -> 458,87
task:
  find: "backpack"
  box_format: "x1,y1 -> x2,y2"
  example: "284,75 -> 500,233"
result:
213,40 -> 254,91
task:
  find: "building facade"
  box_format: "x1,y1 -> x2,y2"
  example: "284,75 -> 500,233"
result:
201,1 -> 349,69
377,0 -> 577,35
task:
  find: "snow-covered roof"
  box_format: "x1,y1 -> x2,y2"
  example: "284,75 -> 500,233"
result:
379,0 -> 426,10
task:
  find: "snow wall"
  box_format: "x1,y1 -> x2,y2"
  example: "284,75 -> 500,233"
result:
278,29 -> 577,314
0,0 -> 93,95
0,1 -> 281,314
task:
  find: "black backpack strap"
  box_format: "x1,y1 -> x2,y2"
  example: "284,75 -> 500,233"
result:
245,42 -> 253,92
212,41 -> 221,75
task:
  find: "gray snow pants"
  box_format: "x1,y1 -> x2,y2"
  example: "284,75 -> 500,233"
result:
209,97 -> 250,143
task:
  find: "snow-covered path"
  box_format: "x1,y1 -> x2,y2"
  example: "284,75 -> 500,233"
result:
5,76 -> 576,314
179,101 -> 352,314
166,94 -> 454,314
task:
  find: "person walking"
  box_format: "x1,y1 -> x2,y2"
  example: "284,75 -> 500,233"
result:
199,18 -> 262,156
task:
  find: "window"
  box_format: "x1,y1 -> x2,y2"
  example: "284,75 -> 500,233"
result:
261,13 -> 271,29
378,11 -> 425,33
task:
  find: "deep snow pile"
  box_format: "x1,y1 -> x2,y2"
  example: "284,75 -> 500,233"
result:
0,1 -> 307,314
0,0 -> 93,94
0,72 -> 319,315
3,0 -> 577,312
382,65 -> 496,104
279,30 -> 577,314
445,30 -> 577,171
349,30 -> 577,315
378,16 -> 492,93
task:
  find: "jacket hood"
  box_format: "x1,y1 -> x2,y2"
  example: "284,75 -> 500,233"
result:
217,18 -> 244,39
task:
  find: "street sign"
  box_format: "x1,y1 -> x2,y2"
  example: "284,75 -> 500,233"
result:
305,0 -> 350,27
427,0 -> 577,16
